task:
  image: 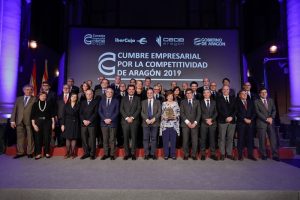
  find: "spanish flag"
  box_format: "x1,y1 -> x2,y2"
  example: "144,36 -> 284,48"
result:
29,60 -> 37,96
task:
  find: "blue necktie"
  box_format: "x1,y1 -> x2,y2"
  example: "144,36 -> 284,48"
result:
188,100 -> 192,111
148,100 -> 152,119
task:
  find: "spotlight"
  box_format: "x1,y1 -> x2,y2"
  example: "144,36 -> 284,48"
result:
269,45 -> 278,53
29,40 -> 38,49
55,69 -> 59,77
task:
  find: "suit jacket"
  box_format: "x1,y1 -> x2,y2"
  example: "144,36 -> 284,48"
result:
98,97 -> 119,128
153,93 -> 164,103
180,99 -> 201,128
254,98 -> 276,129
120,95 -> 141,124
197,86 -> 210,95
56,94 -> 69,121
79,99 -> 99,127
70,85 -> 79,94
193,92 -> 202,101
200,99 -> 218,124
110,83 -> 120,96
216,95 -> 236,123
210,91 -> 219,100
11,96 -> 36,126
235,99 -> 256,124
141,99 -> 161,127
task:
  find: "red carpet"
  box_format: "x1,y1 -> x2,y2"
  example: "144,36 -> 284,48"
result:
5,146 -> 295,159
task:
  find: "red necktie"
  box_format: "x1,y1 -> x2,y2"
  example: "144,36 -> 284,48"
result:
64,95 -> 68,104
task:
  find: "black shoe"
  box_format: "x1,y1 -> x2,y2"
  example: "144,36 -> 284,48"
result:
27,154 -> 34,158
238,156 -> 244,161
152,155 -> 157,160
144,155 -> 149,160
13,154 -> 25,159
90,156 -> 96,160
261,155 -> 267,160
272,156 -> 280,162
132,155 -> 137,160
80,154 -> 90,160
110,156 -> 115,160
248,155 -> 257,161
210,155 -> 218,161
164,157 -> 168,160
172,157 -> 176,160
101,155 -> 109,160
123,155 -> 130,160
192,156 -> 197,160
227,155 -> 236,161
200,155 -> 205,160
183,156 -> 188,160
220,155 -> 225,161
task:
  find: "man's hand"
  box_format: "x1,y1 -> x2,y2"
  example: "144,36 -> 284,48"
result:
10,122 -> 16,129
226,116 -> 233,123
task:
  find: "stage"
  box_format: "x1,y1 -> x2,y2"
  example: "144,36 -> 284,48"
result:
0,154 -> 300,200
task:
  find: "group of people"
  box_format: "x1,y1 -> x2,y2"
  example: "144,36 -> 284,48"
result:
10,75 -> 280,161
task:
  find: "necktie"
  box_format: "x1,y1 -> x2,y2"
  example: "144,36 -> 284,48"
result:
243,100 -> 247,110
263,99 -> 268,110
148,100 -> 152,118
87,100 -> 91,105
188,100 -> 193,111
225,96 -> 229,103
129,96 -> 133,104
24,96 -> 28,106
107,99 -> 110,107
121,92 -> 124,97
64,95 -> 68,104
206,100 -> 210,108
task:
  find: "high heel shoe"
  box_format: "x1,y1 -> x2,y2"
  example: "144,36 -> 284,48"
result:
35,154 -> 42,160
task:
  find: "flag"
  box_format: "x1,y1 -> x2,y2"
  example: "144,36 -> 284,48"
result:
29,60 -> 37,96
42,59 -> 48,83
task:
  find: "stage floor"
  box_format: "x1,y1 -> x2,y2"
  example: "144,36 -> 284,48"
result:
0,155 -> 300,190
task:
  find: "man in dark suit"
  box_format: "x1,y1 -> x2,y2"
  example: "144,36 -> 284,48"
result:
217,85 -> 237,160
180,88 -> 201,160
190,81 -> 202,100
120,85 -> 141,160
115,82 -> 127,147
254,88 -> 279,161
115,82 -> 127,101
180,82 -> 189,99
236,90 -> 257,161
41,81 -> 57,106
10,85 -> 36,158
209,82 -> 219,100
55,84 -> 70,147
67,78 -> 79,94
141,88 -> 161,160
153,85 -> 164,103
197,77 -> 210,94
94,75 -> 105,95
200,89 -> 218,161
95,78 -> 109,99
218,78 -> 236,97
98,88 -> 119,160
110,75 -> 121,96
243,82 -> 258,101
79,89 -> 98,160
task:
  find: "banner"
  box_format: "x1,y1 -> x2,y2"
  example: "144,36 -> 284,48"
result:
68,28 -> 240,90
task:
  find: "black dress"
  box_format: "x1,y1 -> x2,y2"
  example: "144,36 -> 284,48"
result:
62,103 -> 80,139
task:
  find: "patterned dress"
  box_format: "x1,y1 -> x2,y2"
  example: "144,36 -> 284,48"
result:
160,101 -> 180,136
